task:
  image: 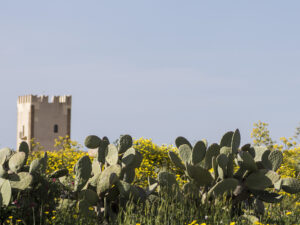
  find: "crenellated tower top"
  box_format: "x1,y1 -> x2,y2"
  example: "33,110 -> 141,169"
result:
17,95 -> 72,105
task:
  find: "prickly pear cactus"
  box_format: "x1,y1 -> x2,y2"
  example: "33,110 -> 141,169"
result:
281,178 -> 300,194
268,150 -> 283,171
9,172 -> 33,190
231,129 -> 241,154
245,169 -> 280,190
18,141 -> 29,164
106,144 -> 119,165
208,178 -> 239,198
168,151 -> 185,170
178,144 -> 192,164
97,164 -> 121,195
157,171 -> 178,190
0,178 -> 11,206
29,157 -> 47,174
9,152 -> 26,173
85,135 -> 101,149
118,134 -> 133,153
175,136 -> 192,149
192,141 -> 206,165
204,143 -> 220,169
168,130 -> 300,220
0,147 -> 13,164
74,155 -> 92,191
186,164 -> 213,187
49,168 -> 69,178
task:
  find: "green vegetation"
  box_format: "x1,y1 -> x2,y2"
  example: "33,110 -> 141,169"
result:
0,125 -> 299,224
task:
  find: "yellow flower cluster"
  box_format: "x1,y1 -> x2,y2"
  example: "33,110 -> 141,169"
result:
251,121 -> 275,147
133,137 -> 186,187
28,136 -> 89,176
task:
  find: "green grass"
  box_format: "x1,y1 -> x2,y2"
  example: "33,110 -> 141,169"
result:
6,192 -> 296,225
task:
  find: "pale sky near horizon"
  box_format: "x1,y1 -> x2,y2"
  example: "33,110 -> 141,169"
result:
1,1 -> 300,150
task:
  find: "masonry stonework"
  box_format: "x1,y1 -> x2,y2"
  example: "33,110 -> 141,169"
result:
17,95 -> 72,151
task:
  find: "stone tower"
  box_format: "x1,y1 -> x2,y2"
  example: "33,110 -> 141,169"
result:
17,95 -> 72,151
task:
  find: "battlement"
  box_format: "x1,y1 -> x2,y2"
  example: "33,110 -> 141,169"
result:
18,95 -> 72,105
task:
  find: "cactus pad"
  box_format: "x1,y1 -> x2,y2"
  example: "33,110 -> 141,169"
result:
268,150 -> 283,171
29,158 -> 47,174
220,131 -> 234,148
216,154 -> 228,170
220,146 -> 232,155
49,169 -> 69,178
237,151 -> 257,172
79,189 -> 99,206
18,141 -> 29,157
212,156 -> 218,179
92,158 -> 101,175
9,172 -> 33,190
245,169 -> 280,190
97,164 -> 121,195
0,147 -> 13,164
201,139 -> 208,148
204,143 -> 220,169
0,178 -> 11,206
226,154 -> 234,178
192,141 -> 206,165
253,146 -> 269,162
117,180 -> 145,202
281,178 -> 300,194
98,140 -> 108,164
122,147 -> 137,168
175,136 -> 192,149
168,151 -> 185,170
127,150 -> 143,169
179,144 -> 192,164
217,165 -> 227,180
106,144 -> 119,165
186,164 -> 213,186
274,179 -> 282,191
0,165 -> 7,178
231,129 -> 241,154
158,171 -> 178,189
208,178 -> 238,197
9,152 -> 26,173
250,190 -> 283,203
74,155 -> 92,191
123,167 -> 135,184
84,135 -> 101,149
118,135 -> 133,153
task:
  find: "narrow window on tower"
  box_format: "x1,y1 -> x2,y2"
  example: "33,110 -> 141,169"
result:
54,124 -> 58,133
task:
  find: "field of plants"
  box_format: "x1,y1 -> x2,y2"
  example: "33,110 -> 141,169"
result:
0,121 -> 300,225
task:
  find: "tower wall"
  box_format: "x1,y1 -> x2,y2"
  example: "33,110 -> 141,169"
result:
17,95 -> 72,151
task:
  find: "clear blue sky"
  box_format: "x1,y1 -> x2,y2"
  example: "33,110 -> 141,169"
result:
1,1 -> 300,149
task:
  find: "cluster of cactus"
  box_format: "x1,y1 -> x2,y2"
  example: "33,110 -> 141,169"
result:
165,129 -> 300,222
0,141 -> 68,223
1,131 -> 300,223
57,134 -> 158,223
